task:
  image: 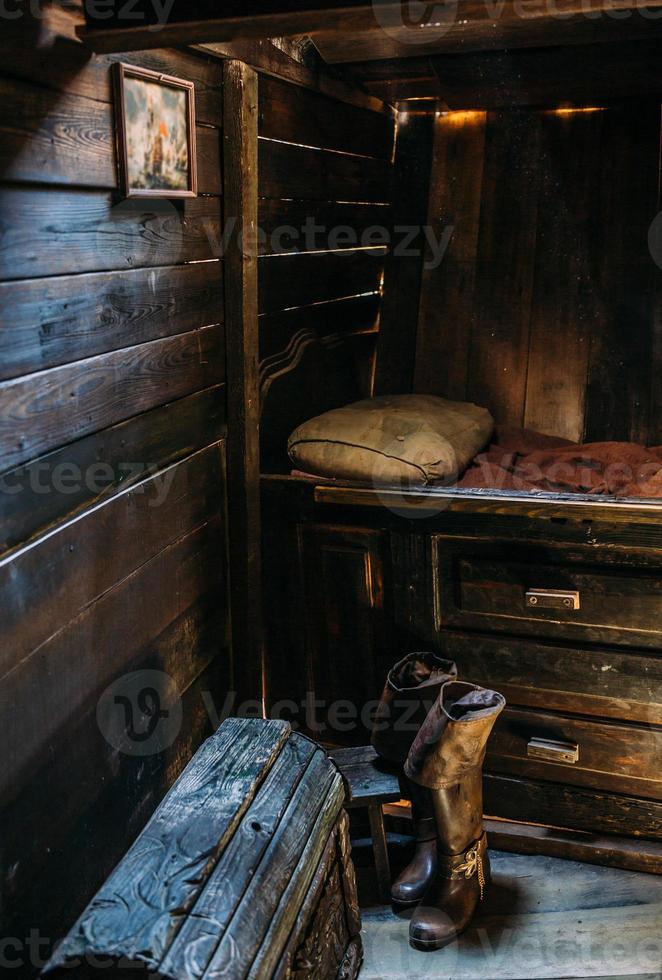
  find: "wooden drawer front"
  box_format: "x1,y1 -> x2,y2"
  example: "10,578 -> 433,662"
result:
487,708 -> 662,800
433,538 -> 662,648
443,632 -> 662,726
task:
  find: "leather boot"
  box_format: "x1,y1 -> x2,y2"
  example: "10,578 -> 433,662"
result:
404,681 -> 506,951
389,777 -> 437,909
371,653 -> 457,908
371,652 -> 457,766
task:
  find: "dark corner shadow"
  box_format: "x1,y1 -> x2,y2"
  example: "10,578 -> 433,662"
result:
1,8 -> 94,180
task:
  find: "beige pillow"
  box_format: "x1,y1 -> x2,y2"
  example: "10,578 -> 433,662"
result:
288,394 -> 494,486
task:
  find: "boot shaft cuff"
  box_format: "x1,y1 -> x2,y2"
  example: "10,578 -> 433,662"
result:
404,681 -> 506,788
371,652 -> 457,765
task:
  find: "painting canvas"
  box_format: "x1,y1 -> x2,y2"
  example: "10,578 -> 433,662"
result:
115,64 -> 197,199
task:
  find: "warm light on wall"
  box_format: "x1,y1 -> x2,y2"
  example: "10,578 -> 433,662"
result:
439,110 -> 485,126
548,107 -> 605,116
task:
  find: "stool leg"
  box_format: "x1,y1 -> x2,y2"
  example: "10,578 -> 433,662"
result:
368,803 -> 391,904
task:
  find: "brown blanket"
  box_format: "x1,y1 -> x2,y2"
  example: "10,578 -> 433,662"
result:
459,427 -> 662,498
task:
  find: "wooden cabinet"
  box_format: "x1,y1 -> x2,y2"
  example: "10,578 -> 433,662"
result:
430,534 -> 662,649
262,476 -> 662,852
298,524 -> 399,742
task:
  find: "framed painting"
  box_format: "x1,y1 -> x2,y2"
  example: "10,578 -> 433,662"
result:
114,63 -> 198,199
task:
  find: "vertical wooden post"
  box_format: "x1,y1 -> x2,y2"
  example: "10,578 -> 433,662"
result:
374,104 -> 436,396
223,61 -> 263,706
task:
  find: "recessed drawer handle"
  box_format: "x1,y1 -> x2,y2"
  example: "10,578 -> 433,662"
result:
526,589 -> 580,611
527,737 -> 580,764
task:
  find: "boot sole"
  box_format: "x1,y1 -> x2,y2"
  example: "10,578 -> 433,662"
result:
409,934 -> 456,952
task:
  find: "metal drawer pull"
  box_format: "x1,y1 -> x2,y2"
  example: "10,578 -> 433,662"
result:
526,589 -> 580,611
527,737 -> 580,764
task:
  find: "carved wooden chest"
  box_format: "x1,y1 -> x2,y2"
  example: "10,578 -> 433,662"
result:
43,717 -> 362,979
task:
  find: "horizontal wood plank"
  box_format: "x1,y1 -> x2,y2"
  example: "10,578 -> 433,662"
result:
258,199 -> 392,255
0,324 -> 224,472
442,631 -> 662,726
484,772 -> 662,840
259,74 -> 394,160
259,248 -> 385,315
0,259 -> 223,380
4,650 -> 229,954
259,137 -> 391,202
0,187 -> 223,280
0,75 -> 221,191
0,385 -> 226,557
314,4 -> 662,62
0,443 -> 225,683
1,515 -> 228,803
259,293 -> 380,361
0,30 -> 223,126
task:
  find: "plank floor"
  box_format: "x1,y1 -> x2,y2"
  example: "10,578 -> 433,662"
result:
359,850 -> 662,980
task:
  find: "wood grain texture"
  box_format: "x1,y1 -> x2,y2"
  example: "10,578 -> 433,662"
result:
259,248 -> 385,315
214,763 -> 345,979
488,707 -> 662,800
468,110 -> 542,425
0,385 -> 226,557
0,258 -> 223,380
0,188 -> 223,281
414,103 -> 662,443
375,107 -> 434,396
584,100 -> 660,444
523,109 -> 602,442
0,23 -> 223,125
223,60 -> 263,704
441,631 -> 662,726
160,733 -> 320,977
259,74 -> 394,160
414,111 -> 486,400
0,325 -> 224,473
5,653 -> 230,964
259,137 -> 391,203
330,745 -> 401,808
0,75 -> 221,191
1,515 -> 228,805
484,772 -> 662,839
258,199 -> 392,255
434,540 -> 662,649
314,3 -> 662,62
46,718 -> 292,972
42,723 -> 356,980
361,848 -> 662,978
0,445 -> 225,686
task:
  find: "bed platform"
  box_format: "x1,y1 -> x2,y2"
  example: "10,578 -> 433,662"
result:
262,474 -> 662,872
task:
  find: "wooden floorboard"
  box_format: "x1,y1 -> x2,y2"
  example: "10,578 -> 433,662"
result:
359,850 -> 662,979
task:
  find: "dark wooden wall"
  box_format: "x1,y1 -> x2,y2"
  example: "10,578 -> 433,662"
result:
414,103 -> 662,446
257,76 -> 396,470
0,11 -> 229,957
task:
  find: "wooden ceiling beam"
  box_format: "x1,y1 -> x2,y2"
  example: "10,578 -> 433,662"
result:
78,0 -> 662,55
346,36 -> 662,107
78,1 -> 385,52
431,39 -> 662,109
313,3 -> 662,63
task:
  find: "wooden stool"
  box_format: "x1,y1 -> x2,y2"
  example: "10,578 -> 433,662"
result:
331,744 -> 402,904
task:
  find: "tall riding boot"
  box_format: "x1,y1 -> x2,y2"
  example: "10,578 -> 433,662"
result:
371,652 -> 457,908
404,681 -> 506,951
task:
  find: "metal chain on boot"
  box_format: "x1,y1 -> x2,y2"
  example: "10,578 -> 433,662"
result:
437,832 -> 488,901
